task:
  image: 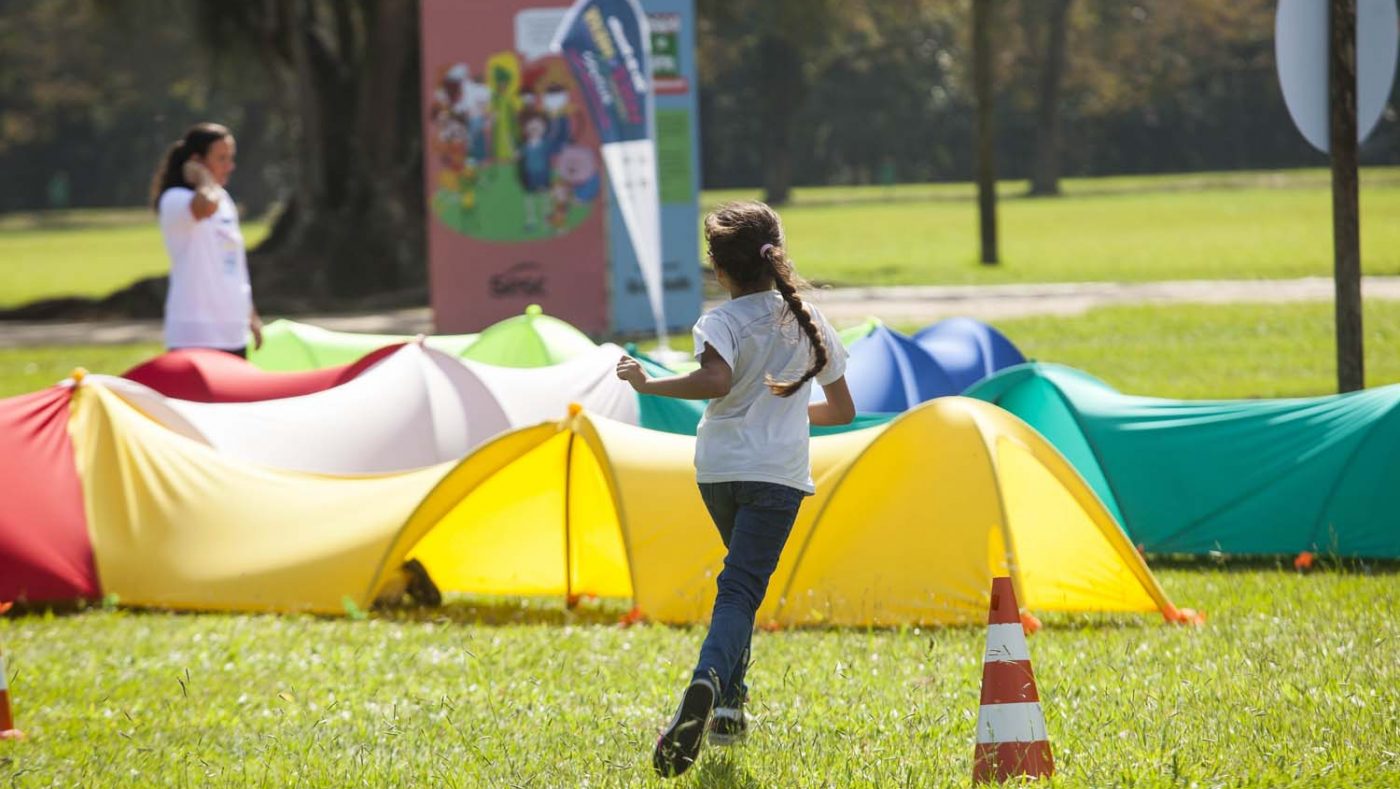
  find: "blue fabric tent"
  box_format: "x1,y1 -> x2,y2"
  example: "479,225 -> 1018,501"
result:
914,317 -> 1027,394
837,325 -> 960,413
820,319 -> 1025,413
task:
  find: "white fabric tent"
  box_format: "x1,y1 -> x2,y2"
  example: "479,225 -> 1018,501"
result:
97,342 -> 640,474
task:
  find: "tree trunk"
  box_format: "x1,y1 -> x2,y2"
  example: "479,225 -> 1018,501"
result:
972,0 -> 999,264
248,0 -> 425,309
757,33 -> 804,206
1029,0 -> 1071,197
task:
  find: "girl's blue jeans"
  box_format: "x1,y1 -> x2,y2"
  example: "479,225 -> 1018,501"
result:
691,480 -> 806,707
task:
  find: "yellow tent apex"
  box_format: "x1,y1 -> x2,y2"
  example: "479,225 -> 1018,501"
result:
70,367 -> 88,384
567,402 -> 583,417
397,399 -> 1183,627
525,304 -> 543,316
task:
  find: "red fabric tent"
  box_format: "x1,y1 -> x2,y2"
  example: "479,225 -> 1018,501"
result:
121,345 -> 402,403
0,386 -> 98,602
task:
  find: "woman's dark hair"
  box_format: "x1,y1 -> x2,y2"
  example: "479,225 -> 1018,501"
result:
149,122 -> 231,210
703,200 -> 827,397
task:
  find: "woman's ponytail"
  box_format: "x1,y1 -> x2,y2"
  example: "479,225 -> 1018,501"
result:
149,122 -> 231,210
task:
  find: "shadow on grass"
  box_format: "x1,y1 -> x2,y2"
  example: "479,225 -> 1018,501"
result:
6,554 -> 1394,626
1144,554 -> 1400,575
376,595 -> 635,627
0,594 -> 639,628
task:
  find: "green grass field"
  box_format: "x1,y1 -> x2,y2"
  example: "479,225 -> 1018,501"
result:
4,300 -> 1400,400
708,167 -> 1400,286
0,209 -> 269,309
1,305 -> 1396,786
0,342 -> 162,398
2,168 -> 1397,308
970,299 -> 1400,399
2,567 -> 1396,787
3,172 -> 1399,786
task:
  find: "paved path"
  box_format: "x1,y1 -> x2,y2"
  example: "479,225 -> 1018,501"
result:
3,276 -> 1399,348
805,275 -> 1400,324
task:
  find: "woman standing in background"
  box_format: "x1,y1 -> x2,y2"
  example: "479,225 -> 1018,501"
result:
149,122 -> 262,357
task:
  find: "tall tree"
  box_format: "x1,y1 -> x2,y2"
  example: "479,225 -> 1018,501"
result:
196,0 -> 424,305
755,29 -> 805,206
1029,0 -> 1072,196
972,0 -> 998,264
698,0 -> 876,205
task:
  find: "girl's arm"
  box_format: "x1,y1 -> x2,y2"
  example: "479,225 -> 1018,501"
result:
809,376 -> 856,426
616,345 -> 732,400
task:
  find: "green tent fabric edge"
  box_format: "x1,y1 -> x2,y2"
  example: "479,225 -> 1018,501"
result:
250,319 -> 480,371
965,363 -> 1128,527
459,305 -> 597,368
967,362 -> 1400,558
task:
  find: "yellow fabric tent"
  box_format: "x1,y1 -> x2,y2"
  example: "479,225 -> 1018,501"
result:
391,398 -> 1181,626
68,383 -> 452,614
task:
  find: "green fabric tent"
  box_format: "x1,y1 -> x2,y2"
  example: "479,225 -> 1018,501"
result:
966,363 -> 1400,558
837,316 -> 881,347
459,305 -> 597,368
249,319 -> 479,371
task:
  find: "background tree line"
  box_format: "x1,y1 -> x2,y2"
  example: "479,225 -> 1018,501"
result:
0,0 -> 1396,307
696,0 -> 1399,195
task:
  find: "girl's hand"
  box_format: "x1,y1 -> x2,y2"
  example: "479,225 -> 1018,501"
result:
615,355 -> 648,391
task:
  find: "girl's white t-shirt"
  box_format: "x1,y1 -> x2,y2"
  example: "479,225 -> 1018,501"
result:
158,187 -> 252,350
691,291 -> 848,494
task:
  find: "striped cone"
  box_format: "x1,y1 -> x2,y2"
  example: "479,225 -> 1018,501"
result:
0,650 -> 24,741
973,576 -> 1051,783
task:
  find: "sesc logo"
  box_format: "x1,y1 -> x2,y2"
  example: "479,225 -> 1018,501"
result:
490,261 -> 547,297
624,275 -> 691,295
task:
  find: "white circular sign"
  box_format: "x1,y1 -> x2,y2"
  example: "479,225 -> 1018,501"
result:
1276,0 -> 1399,153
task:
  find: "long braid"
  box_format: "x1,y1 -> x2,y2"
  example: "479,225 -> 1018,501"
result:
704,200 -> 828,398
765,248 -> 827,397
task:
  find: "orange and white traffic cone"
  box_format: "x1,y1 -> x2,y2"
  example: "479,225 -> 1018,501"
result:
0,649 -> 25,741
973,576 -> 1051,783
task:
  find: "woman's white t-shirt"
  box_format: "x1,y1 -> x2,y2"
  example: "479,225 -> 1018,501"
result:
691,291 -> 848,494
158,187 -> 252,350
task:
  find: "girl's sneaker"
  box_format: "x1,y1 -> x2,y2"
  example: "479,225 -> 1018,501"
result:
652,676 -> 718,778
707,706 -> 747,745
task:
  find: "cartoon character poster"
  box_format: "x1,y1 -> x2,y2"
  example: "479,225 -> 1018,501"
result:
427,52 -> 603,241
420,0 -> 700,336
421,1 -> 610,333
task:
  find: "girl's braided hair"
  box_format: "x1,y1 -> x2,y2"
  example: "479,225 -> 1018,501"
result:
703,201 -> 827,397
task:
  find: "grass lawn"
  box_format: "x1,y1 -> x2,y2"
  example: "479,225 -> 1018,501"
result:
0,209 -> 269,309
707,166 -> 1400,286
639,299 -> 1400,401
1,567 -> 1395,787
0,343 -> 162,399
4,299 -> 1400,401
966,299 -> 1400,399
1,301 -> 1397,785
2,168 -> 1398,308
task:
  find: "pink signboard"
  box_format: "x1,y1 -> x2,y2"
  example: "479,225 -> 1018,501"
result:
420,0 -> 609,334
